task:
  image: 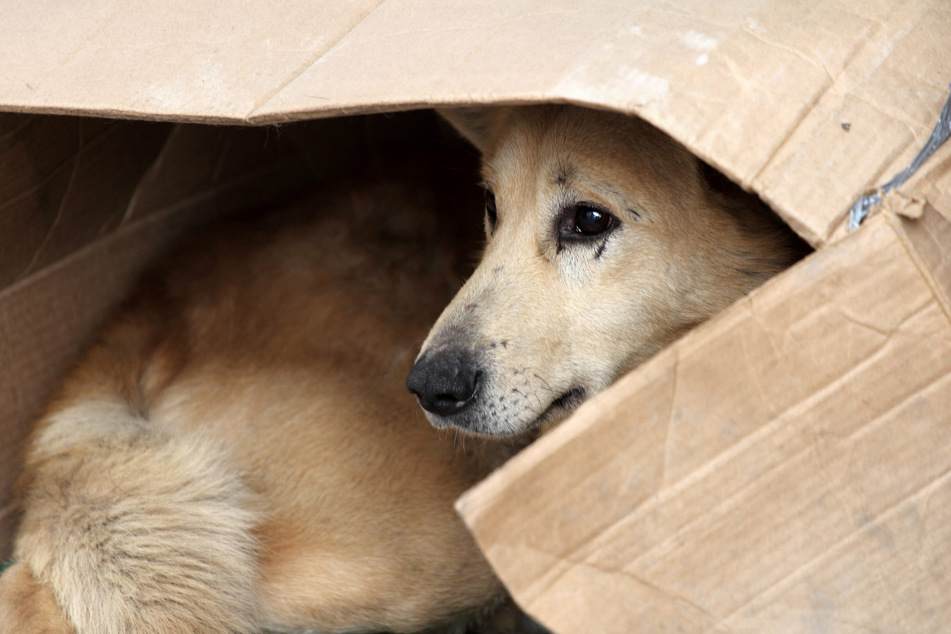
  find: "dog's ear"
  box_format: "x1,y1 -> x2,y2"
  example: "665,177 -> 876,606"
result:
436,107 -> 499,153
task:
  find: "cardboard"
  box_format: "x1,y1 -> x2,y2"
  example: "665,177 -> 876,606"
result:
2,1 -> 951,631
4,0 -> 950,246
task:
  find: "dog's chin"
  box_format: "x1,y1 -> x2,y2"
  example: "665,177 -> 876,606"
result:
528,387 -> 587,432
424,387 -> 589,437
426,413 -> 524,438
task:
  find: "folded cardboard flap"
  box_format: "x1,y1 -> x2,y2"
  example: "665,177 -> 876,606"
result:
458,205 -> 951,633
900,209 -> 951,315
3,1 -> 950,245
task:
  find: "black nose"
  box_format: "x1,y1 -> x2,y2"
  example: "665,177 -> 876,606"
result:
406,350 -> 481,417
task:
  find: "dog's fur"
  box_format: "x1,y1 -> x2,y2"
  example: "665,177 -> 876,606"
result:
1,179 -> 531,634
408,105 -> 807,435
2,105 -> 805,634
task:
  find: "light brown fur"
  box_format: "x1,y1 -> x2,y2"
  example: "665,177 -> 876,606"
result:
409,105 -> 806,435
2,181 -> 529,633
0,563 -> 75,634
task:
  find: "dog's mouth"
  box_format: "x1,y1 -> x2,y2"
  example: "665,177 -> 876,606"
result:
424,385 -> 588,437
531,387 -> 587,428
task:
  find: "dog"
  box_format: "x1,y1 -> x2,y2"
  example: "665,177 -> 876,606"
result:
1,105 -> 804,634
408,105 -> 807,436
0,170 -> 537,633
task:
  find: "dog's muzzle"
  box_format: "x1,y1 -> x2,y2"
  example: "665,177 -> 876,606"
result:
406,349 -> 481,418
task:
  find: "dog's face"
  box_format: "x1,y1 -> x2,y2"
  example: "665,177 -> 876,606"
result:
408,105 -> 798,436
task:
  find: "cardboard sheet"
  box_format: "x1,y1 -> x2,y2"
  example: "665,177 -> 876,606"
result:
458,206 -> 951,632
3,0 -> 950,245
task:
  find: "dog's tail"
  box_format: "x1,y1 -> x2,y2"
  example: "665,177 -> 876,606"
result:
8,390 -> 261,634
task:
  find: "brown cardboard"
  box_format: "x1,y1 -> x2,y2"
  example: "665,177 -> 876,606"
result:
4,1 -> 950,246
2,1 -> 951,631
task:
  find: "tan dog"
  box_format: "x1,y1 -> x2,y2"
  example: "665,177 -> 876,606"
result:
408,105 -> 806,436
0,179 -> 533,633
1,105 -> 803,634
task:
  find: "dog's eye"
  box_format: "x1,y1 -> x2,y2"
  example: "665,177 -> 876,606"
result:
559,203 -> 616,242
484,189 -> 498,229
574,205 -> 613,235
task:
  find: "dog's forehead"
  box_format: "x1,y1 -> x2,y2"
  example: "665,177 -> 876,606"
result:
486,108 -> 591,165
483,107 -> 676,187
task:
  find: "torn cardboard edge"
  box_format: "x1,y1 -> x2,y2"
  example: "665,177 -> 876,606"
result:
891,200 -> 951,323
849,85 -> 951,230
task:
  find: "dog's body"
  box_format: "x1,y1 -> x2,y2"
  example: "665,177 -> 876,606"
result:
1,182 -> 527,634
2,105 -> 805,634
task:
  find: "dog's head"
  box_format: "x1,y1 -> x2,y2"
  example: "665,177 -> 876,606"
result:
408,105 -> 804,436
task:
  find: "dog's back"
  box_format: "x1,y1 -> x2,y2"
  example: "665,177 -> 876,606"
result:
3,182 -> 520,633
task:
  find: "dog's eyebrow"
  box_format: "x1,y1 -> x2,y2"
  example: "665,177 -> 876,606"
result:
550,161 -> 574,186
553,176 -> 647,223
